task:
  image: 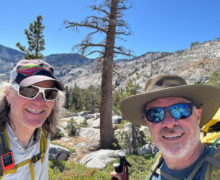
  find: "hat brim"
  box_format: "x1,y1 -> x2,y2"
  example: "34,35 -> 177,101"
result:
16,75 -> 64,91
119,85 -> 220,127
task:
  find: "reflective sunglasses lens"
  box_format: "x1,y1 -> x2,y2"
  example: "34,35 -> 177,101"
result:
19,86 -> 39,98
44,89 -> 58,100
170,104 -> 192,119
146,108 -> 165,122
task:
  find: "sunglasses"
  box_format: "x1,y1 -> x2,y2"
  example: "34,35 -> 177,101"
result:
144,103 -> 196,123
12,84 -> 58,101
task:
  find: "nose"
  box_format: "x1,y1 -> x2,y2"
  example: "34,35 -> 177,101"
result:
32,93 -> 45,104
162,111 -> 179,128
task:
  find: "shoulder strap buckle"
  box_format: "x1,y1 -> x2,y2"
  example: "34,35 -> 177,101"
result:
32,153 -> 41,163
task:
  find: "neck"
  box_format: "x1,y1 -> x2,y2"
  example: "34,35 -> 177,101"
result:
163,143 -> 205,170
8,117 -> 35,148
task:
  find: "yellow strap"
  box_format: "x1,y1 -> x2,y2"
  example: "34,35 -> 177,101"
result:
155,169 -> 181,180
0,129 -> 47,180
29,161 -> 34,180
1,153 -> 45,177
40,131 -> 47,163
3,129 -> 10,150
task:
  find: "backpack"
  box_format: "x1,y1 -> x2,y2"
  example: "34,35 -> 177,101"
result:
147,139 -> 220,180
0,128 -> 48,180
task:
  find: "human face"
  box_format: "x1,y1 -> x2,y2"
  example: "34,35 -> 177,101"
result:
6,81 -> 56,131
145,97 -> 202,159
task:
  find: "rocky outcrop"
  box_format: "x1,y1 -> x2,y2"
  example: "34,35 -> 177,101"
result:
80,150 -> 126,169
49,144 -> 73,160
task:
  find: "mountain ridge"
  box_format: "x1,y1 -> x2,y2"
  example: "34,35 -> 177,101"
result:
1,37 -> 220,90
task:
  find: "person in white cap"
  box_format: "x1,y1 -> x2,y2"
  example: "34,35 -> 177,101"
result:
0,59 -> 65,180
111,74 -> 220,180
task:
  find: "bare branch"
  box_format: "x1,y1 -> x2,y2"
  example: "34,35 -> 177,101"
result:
85,50 -> 104,57
87,16 -> 110,23
64,20 -> 108,34
115,35 -> 127,41
88,5 -> 110,16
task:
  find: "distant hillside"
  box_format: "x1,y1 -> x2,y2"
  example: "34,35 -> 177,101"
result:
0,44 -> 23,62
0,44 -> 92,79
1,37 -> 220,90
63,37 -> 220,89
45,53 -> 91,65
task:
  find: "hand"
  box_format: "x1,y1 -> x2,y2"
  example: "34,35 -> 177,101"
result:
110,171 -> 123,180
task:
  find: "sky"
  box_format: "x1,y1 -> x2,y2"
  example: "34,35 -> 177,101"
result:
1,0 -> 220,59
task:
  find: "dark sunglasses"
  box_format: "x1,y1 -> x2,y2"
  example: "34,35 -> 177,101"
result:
12,84 -> 58,101
144,103 -> 196,123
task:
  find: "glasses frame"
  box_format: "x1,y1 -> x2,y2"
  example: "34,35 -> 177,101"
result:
11,83 -> 58,101
144,103 -> 196,123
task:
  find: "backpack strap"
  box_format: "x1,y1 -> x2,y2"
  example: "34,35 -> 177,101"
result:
204,148 -> 220,180
0,128 -> 47,180
205,148 -> 220,168
147,149 -> 219,180
147,152 -> 163,180
40,130 -> 47,163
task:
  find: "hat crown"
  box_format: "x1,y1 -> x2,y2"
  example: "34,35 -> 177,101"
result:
10,59 -> 64,91
145,75 -> 187,92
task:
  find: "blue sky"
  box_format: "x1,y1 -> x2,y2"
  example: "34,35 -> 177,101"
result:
1,0 -> 220,59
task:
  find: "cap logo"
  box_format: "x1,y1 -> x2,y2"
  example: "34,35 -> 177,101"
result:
17,61 -> 44,76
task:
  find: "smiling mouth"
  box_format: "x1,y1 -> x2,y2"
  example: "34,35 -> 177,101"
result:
26,109 -> 43,114
162,133 -> 183,140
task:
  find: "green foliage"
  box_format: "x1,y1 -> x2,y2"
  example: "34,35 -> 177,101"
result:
66,118 -> 88,136
66,118 -> 80,136
64,84 -> 101,113
50,142 -> 75,153
84,85 -> 101,113
79,119 -> 88,128
53,127 -> 65,139
115,122 -> 148,154
64,86 -> 70,109
126,154 -> 155,179
16,15 -> 45,59
70,83 -> 84,112
48,154 -> 155,180
113,73 -> 147,154
195,81 -> 203,84
206,69 -> 220,88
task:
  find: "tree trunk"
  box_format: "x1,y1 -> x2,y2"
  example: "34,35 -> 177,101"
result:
132,124 -> 137,154
100,0 -> 118,148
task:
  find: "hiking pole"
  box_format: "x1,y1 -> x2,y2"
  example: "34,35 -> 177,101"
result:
111,152 -> 131,180
111,162 -> 121,180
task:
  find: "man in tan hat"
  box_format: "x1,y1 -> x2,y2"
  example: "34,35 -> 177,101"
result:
111,74 -> 220,180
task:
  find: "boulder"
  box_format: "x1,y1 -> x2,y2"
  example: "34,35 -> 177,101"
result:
89,119 -> 100,128
138,144 -> 152,155
84,114 -> 95,120
49,144 -> 72,160
112,115 -> 123,124
80,150 -> 126,169
79,128 -> 100,142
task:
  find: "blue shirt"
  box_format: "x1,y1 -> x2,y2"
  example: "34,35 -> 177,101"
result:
150,146 -> 210,180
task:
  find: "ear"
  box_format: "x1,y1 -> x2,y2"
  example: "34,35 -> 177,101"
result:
144,117 -> 150,127
5,86 -> 13,104
194,108 -> 202,124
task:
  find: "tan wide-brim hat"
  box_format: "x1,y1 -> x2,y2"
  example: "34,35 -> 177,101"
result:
119,74 -> 220,127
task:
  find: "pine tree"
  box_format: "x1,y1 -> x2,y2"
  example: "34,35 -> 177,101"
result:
70,83 -> 83,112
64,86 -> 70,109
16,15 -> 45,59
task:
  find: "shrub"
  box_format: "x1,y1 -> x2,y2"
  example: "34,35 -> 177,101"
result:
66,118 -> 80,136
48,153 -> 155,180
79,119 -> 88,128
53,127 -> 65,139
